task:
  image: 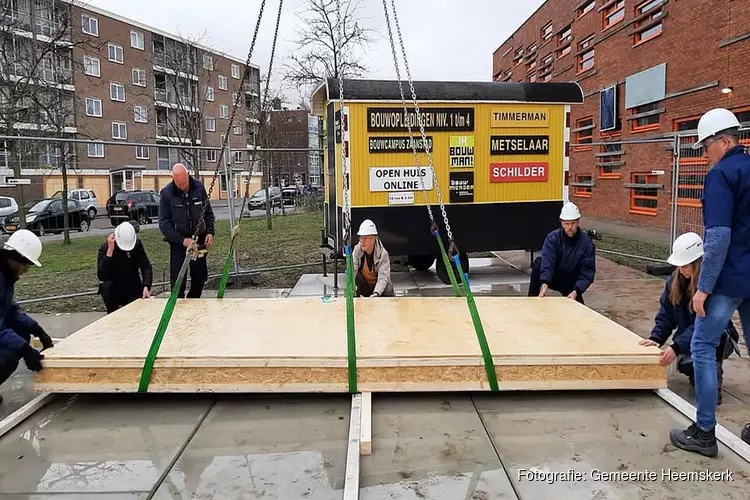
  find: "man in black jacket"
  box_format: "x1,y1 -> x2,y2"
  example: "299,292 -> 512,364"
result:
158,163 -> 215,298
97,221 -> 153,314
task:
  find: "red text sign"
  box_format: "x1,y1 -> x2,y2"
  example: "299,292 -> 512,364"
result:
490,162 -> 549,182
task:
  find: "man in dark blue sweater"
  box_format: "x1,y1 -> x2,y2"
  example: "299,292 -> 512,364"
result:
158,163 -> 215,299
669,108 -> 750,456
528,201 -> 596,305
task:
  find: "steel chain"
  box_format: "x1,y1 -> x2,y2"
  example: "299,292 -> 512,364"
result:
388,0 -> 454,243
335,0 -> 351,248
192,0 -> 268,241
379,0 -> 436,227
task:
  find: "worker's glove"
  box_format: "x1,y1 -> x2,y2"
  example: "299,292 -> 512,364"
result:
33,324 -> 54,350
21,345 -> 44,372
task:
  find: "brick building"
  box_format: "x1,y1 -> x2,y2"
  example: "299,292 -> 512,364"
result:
492,0 -> 750,231
263,108 -> 322,188
1,0 -> 263,207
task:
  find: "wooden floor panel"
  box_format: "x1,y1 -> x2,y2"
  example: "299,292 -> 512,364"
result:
34,296 -> 667,392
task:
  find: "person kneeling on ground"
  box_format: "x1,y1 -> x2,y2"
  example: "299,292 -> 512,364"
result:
528,201 -> 596,304
0,230 -> 52,403
352,219 -> 394,298
638,232 -> 739,405
97,221 -> 153,314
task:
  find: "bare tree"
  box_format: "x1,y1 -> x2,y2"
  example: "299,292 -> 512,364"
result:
0,0 -> 104,240
283,0 -> 375,95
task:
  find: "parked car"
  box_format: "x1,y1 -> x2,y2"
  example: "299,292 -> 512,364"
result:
281,187 -> 298,206
106,190 -> 160,226
51,188 -> 99,220
247,187 -> 282,210
3,198 -> 90,236
0,196 -> 18,231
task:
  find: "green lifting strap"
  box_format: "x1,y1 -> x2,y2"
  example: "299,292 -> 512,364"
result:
345,245 -> 357,393
453,254 -> 499,392
432,228 -> 462,297
215,237 -> 236,299
138,246 -> 193,393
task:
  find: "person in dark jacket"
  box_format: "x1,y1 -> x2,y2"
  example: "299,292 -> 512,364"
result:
638,233 -> 738,405
97,221 -> 153,314
158,163 -> 215,299
0,230 -> 52,403
528,201 -> 596,304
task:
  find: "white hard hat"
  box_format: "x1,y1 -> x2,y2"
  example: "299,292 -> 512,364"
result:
3,229 -> 42,267
692,108 -> 741,149
559,201 -> 581,221
667,232 -> 704,267
114,221 -> 137,251
357,219 -> 378,236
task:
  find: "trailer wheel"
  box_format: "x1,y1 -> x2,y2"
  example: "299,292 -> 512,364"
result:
435,252 -> 470,285
407,254 -> 436,272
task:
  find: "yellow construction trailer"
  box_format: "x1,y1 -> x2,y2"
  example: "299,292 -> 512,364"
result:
311,79 -> 584,283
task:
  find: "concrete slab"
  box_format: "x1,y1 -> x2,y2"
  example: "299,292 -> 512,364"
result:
0,394 -> 212,497
289,272 -> 418,297
359,394 -> 518,499
474,390 -> 750,499
152,394 -> 352,499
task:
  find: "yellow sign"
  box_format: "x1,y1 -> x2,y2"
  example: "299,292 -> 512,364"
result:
449,135 -> 474,167
491,106 -> 550,128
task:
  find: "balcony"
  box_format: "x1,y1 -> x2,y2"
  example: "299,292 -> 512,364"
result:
2,9 -> 71,42
244,81 -> 260,95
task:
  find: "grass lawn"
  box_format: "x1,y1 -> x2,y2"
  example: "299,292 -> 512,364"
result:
16,210 -> 325,313
593,232 -> 670,272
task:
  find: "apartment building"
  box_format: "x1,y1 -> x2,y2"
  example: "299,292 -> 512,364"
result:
0,0 -> 263,205
263,108 -> 323,187
492,0 -> 749,230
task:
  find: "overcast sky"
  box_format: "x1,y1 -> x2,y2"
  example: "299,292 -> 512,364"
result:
86,0 -> 544,102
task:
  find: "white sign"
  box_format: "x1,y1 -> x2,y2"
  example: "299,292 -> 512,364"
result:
388,192 -> 414,205
6,178 -> 31,185
651,170 -> 665,175
369,166 -> 433,192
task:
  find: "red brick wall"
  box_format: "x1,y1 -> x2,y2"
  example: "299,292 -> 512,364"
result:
493,0 -> 750,230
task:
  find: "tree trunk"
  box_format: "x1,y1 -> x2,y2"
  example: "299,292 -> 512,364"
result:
60,142 -> 70,244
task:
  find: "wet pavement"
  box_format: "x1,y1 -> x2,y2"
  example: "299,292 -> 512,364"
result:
1,252 -> 749,498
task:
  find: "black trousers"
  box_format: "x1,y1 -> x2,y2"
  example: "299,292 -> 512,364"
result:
528,256 -> 585,305
170,244 -> 208,298
355,272 -> 375,297
100,280 -> 140,314
0,349 -> 19,386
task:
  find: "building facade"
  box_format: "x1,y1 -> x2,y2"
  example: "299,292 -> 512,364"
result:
1,0 -> 263,207
492,0 -> 749,230
264,108 -> 322,188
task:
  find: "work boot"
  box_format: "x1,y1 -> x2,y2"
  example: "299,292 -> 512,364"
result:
670,423 -> 718,458
742,424 -> 750,445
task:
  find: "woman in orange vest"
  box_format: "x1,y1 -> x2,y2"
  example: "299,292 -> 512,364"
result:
352,219 -> 394,297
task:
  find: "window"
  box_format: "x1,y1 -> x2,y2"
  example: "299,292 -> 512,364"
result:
577,0 -> 595,18
527,43 -> 537,54
603,1 -> 625,30
83,55 -> 100,77
108,43 -> 124,64
219,75 -> 228,90
630,173 -> 658,215
220,105 -> 229,119
112,121 -> 127,139
205,86 -> 215,101
232,64 -> 240,79
134,105 -> 148,123
557,25 -> 572,46
87,142 -> 104,157
205,117 -> 216,131
574,174 -> 593,197
598,142 -> 623,178
542,54 -> 554,67
514,47 -> 524,65
132,68 -> 146,87
232,93 -> 241,106
541,22 -> 553,42
203,55 -> 214,70
529,73 -> 537,83
110,82 -> 125,102
634,0 -> 664,45
574,116 -> 594,150
81,15 -> 98,36
557,45 -> 572,59
206,150 -> 217,162
136,146 -> 149,159
85,97 -> 102,117
234,151 -> 243,164
233,124 -> 242,135
543,74 -> 553,82
631,102 -> 661,132
677,167 -> 706,208
130,30 -> 145,50
577,35 -> 595,73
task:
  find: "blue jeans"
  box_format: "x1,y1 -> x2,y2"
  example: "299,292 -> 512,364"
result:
691,294 -> 750,431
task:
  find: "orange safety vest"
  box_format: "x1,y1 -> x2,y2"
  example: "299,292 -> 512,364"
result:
360,255 -> 377,285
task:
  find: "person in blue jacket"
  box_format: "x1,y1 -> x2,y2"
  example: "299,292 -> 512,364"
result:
528,201 -> 596,305
158,163 -> 215,299
639,232 -> 739,405
0,229 -> 53,404
669,108 -> 750,457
